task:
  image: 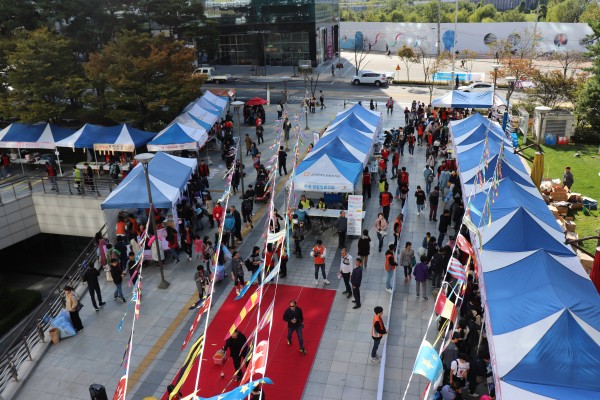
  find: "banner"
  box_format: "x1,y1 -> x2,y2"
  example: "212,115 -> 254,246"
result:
313,131 -> 320,146
346,195 -> 363,236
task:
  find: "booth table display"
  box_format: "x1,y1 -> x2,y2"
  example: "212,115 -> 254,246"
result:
305,208 -> 366,219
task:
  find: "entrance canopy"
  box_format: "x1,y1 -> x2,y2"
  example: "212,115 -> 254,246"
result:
101,152 -> 197,209
0,123 -> 75,149
432,90 -> 505,109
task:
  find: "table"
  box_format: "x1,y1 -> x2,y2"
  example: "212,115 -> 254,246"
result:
102,163 -> 131,172
76,161 -> 106,170
305,208 -> 366,219
33,159 -> 63,165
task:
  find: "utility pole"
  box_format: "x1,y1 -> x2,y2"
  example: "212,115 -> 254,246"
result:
450,0 -> 458,88
529,0 -> 540,69
437,0 -> 441,57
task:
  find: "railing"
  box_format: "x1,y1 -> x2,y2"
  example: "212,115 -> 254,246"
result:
0,175 -> 119,205
0,225 -> 106,398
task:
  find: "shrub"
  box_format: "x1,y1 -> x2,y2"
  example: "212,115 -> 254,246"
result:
572,126 -> 600,145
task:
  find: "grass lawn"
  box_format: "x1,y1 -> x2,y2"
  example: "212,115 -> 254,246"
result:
521,140 -> 600,254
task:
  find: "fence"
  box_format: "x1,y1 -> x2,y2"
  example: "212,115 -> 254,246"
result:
0,225 -> 106,399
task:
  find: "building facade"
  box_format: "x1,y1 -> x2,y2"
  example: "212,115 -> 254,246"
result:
203,0 -> 339,67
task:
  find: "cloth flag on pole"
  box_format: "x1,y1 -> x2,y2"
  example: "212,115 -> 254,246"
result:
447,257 -> 467,283
112,375 -> 127,400
267,229 -> 286,244
241,340 -> 269,384
235,265 -> 264,300
456,234 -> 474,256
169,335 -> 205,399
462,213 -> 482,247
226,290 -> 262,339
242,301 -> 274,351
198,377 -> 273,400
413,340 -> 443,382
434,291 -> 455,320
182,297 -> 211,350
188,295 -> 210,310
263,256 -> 282,284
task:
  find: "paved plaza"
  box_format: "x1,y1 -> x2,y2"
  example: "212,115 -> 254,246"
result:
13,100 -> 446,400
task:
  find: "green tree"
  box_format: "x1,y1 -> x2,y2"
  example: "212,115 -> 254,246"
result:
580,3 -> 600,24
0,28 -> 85,123
397,45 -> 419,82
0,0 -> 44,37
468,4 -> 497,22
83,31 -> 204,128
545,0 -> 586,22
575,22 -> 600,129
419,48 -> 450,103
527,69 -> 579,108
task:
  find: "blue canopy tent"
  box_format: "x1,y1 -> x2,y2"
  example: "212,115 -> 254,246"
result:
450,113 -> 600,400
451,117 -> 512,148
101,152 -> 197,210
0,123 -> 74,149
54,124 -> 156,151
453,139 -> 522,173
293,104 -> 381,193
147,120 -> 208,152
431,90 -> 506,109
460,153 -> 532,193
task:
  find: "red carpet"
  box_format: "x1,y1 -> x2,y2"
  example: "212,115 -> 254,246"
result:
162,284 -> 335,400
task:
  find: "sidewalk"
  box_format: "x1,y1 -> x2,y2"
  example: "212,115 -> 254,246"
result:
12,102 -> 441,400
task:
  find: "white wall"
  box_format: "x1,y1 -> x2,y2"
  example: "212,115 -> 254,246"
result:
31,194 -> 105,238
0,196 -> 40,251
341,22 -> 593,55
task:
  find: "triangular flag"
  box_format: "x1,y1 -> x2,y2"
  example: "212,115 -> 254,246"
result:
112,375 -> 127,400
182,297 -> 211,350
241,340 -> 269,384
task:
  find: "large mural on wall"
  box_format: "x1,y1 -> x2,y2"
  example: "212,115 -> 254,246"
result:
340,22 -> 594,55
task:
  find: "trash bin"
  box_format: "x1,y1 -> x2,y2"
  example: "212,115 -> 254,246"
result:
49,328 -> 60,345
89,384 -> 108,400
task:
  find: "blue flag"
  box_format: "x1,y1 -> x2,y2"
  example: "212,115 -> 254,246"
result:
199,377 -> 273,400
413,340 -> 443,382
235,264 -> 263,300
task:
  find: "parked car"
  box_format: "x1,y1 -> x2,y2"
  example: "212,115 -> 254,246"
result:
351,71 -> 390,87
457,81 -> 494,92
193,67 -> 231,83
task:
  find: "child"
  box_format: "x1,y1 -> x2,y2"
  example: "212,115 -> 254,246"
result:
194,234 -> 204,261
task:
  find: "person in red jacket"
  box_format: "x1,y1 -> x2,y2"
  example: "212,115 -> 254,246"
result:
199,160 -> 210,177
371,306 -> 388,363
363,168 -> 372,199
380,189 -> 393,221
212,202 -> 224,225
391,150 -> 399,178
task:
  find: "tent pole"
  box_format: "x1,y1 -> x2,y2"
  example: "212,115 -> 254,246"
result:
55,147 -> 63,176
476,316 -> 485,353
18,148 -> 25,176
93,150 -> 99,176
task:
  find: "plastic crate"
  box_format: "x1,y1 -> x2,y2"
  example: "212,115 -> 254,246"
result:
213,349 -> 228,365
557,136 -> 569,145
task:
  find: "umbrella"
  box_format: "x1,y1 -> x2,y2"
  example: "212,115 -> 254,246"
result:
245,97 -> 268,106
530,151 -> 544,188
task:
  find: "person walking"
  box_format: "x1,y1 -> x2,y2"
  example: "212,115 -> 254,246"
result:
415,185 -> 426,216
45,162 -> 57,190
310,239 -> 330,285
351,258 -> 363,309
392,213 -> 403,248
319,90 -> 326,109
430,247 -> 444,290
110,259 -> 126,303
357,229 -> 371,268
371,306 -> 388,363
292,221 -> 305,258
278,146 -> 288,176
230,206 -> 243,243
438,209 -> 452,245
230,251 -> 245,295
223,329 -> 249,381
400,241 -> 415,283
194,265 -> 210,299
83,264 -> 105,311
385,244 -> 397,293
407,133 -> 416,156
424,165 -> 434,194
374,213 -> 388,252
414,255 -> 429,300
339,248 -> 353,298
380,187 -> 393,222
331,64 -> 335,76
277,101 -> 284,119
283,117 -> 292,150
563,166 -> 574,189
283,300 -> 307,355
363,168 -> 372,199
241,195 -> 254,229
73,167 -> 82,194
450,354 -> 470,389
334,211 -> 347,248
429,186 -> 440,221
63,286 -> 84,332
386,97 -> 394,114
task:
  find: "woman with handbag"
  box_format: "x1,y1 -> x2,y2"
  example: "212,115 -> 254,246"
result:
400,242 -> 415,283
64,286 -> 84,332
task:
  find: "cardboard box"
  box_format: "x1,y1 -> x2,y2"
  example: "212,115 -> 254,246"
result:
577,250 -> 594,274
548,205 -> 559,217
571,203 -> 584,210
552,193 -> 569,202
565,220 -> 577,232
568,193 -> 582,202
555,205 -> 569,215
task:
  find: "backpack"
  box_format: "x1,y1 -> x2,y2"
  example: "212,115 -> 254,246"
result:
244,257 -> 254,271
427,173 -> 434,183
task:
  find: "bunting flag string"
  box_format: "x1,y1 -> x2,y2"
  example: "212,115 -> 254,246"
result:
197,377 -> 273,400
447,256 -> 467,283
234,265 -> 264,300
241,340 -> 269,384
225,289 -> 262,339
241,301 -> 274,352
182,297 -> 211,351
169,334 -> 205,399
456,234 -> 474,256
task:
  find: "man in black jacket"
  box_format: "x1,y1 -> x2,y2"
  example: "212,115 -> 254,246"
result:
230,205 -> 243,243
83,264 -> 105,311
223,329 -> 248,381
283,300 -> 307,355
438,209 -> 452,245
351,258 -> 363,309
278,146 -> 288,176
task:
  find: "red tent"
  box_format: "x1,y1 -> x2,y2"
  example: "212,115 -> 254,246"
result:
590,247 -> 600,294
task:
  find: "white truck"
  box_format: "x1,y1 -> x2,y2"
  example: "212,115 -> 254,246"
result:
193,67 -> 231,83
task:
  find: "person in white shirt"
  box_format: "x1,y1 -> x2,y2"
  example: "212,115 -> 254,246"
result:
339,248 -> 353,298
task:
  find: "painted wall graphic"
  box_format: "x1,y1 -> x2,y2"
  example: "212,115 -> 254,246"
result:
340,22 -> 594,55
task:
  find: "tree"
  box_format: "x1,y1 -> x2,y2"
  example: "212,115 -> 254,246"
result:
461,49 -> 478,73
550,50 -> 587,78
495,57 -> 536,82
83,31 -> 204,129
353,37 -> 371,75
575,21 -> 600,129
468,4 -> 497,22
397,45 -> 419,82
419,48 -> 450,104
580,3 -> 600,24
0,28 -> 85,123
546,0 -> 587,22
526,70 -> 579,108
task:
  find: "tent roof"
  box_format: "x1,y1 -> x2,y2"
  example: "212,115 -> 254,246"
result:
55,124 -> 156,150
432,90 -> 505,108
147,123 -> 208,151
334,104 -> 381,127
452,119 -> 512,148
0,123 -> 74,149
101,152 -> 197,209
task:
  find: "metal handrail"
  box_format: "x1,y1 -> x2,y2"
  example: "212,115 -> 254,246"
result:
0,225 -> 107,397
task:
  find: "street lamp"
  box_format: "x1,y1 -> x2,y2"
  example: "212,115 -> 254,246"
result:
502,76 -> 517,131
231,100 -> 245,193
492,64 -> 500,99
304,89 -> 310,130
135,153 -> 169,289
